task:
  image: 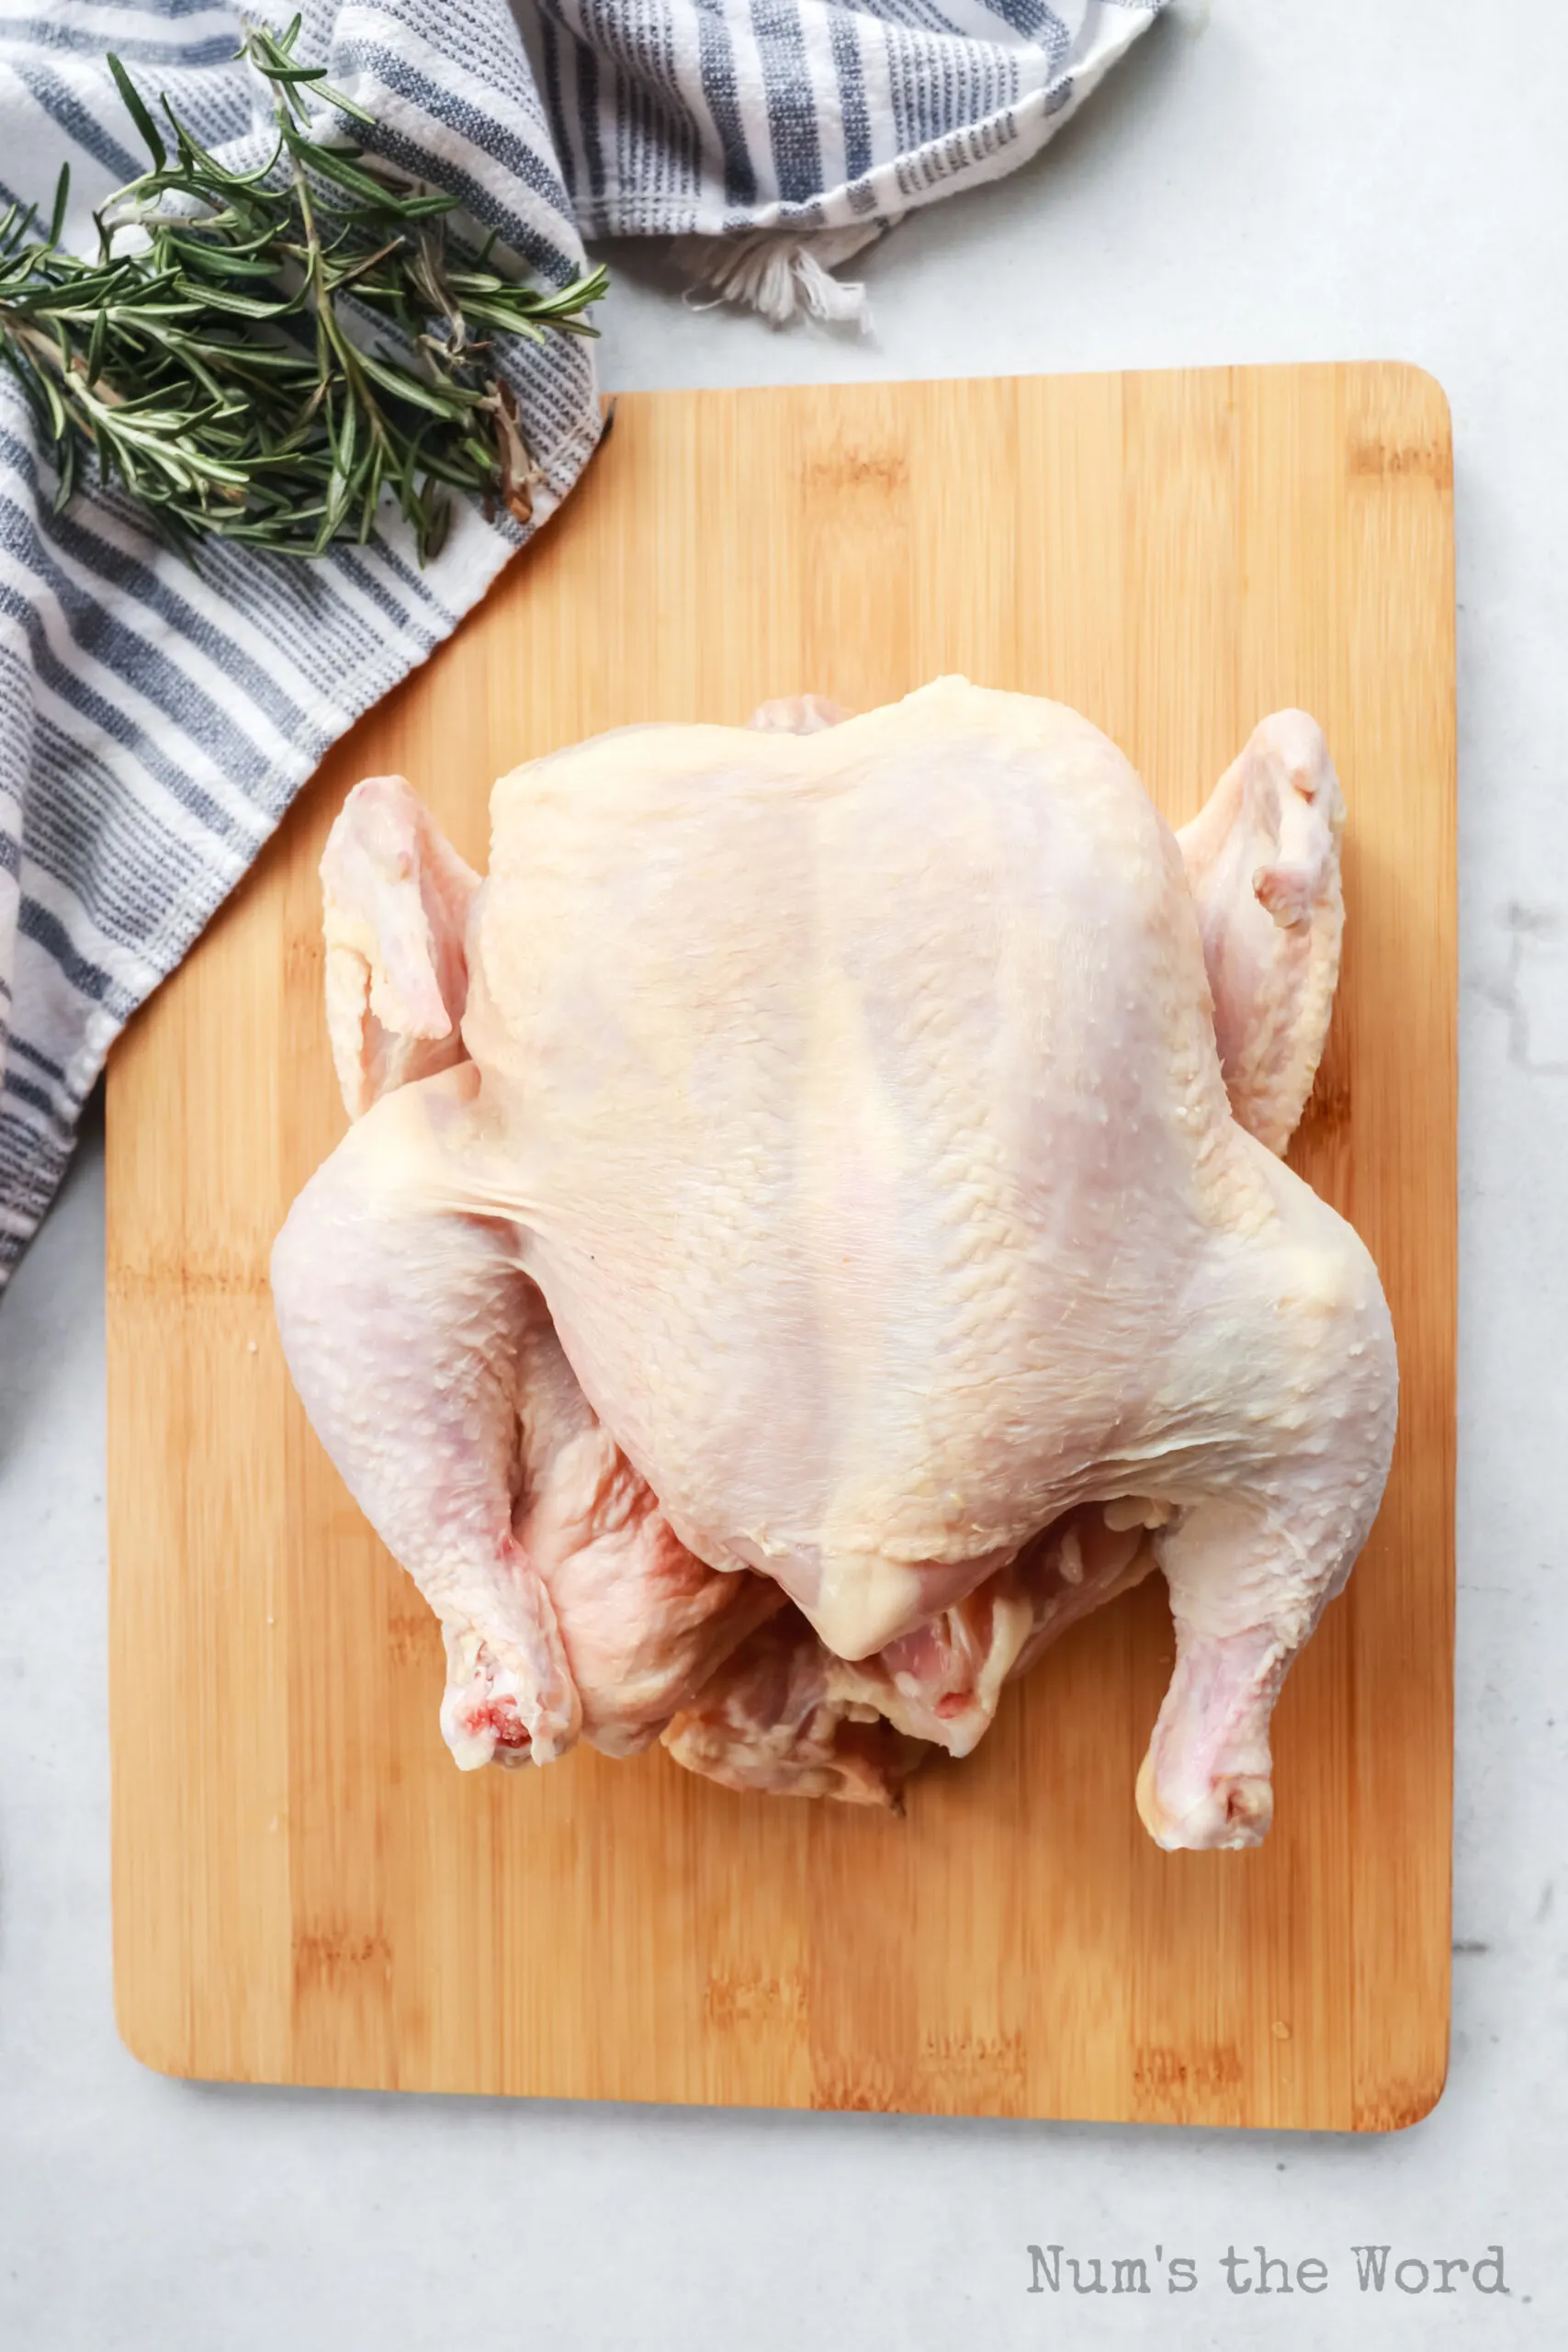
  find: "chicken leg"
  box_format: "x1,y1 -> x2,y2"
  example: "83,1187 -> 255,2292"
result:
273,1069 -> 581,1762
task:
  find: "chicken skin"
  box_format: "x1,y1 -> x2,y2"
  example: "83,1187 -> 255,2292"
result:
272,680 -> 1395,1851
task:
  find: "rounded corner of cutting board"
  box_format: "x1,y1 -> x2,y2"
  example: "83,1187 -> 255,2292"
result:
1376,358 -> 1454,447
111,1980 -> 205,2086
1355,2032 -> 1454,2137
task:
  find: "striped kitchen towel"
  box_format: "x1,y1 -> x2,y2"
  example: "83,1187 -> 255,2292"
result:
0,0 -> 1162,1285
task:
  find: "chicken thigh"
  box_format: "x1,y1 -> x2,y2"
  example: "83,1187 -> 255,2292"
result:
272,680 -> 1396,1850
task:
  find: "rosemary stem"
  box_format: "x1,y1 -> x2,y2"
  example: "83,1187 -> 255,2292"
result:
0,23 -> 606,560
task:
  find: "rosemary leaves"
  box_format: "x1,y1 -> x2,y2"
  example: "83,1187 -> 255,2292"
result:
0,18 -> 606,561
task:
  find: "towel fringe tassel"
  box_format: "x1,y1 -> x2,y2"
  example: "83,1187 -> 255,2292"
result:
678,225 -> 883,329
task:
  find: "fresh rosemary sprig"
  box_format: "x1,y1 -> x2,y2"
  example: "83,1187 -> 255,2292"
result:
0,18 -> 606,560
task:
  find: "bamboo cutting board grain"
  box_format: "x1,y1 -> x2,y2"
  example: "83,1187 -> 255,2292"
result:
107,366 -> 1456,2127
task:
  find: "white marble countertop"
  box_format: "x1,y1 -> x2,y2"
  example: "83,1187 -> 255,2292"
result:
3,2 -> 1564,2343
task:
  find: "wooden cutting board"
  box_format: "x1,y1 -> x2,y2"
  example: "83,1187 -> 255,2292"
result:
107,366 -> 1456,2129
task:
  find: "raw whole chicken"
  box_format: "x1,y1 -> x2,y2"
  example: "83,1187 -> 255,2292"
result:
271,679 -> 1397,1851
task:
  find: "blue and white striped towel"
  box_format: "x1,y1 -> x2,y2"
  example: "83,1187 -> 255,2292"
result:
0,0 -> 1162,1284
